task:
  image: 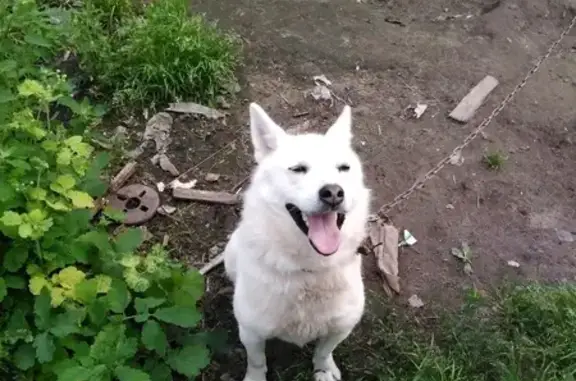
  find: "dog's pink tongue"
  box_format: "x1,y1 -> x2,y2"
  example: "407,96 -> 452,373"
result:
307,212 -> 341,255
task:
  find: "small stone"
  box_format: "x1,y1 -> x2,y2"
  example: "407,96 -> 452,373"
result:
139,226 -> 154,242
449,150 -> 464,166
555,229 -> 574,243
158,205 -> 176,215
408,294 -> 424,308
205,173 -> 221,182
217,96 -> 231,109
310,84 -> 332,101
507,260 -> 520,268
209,245 -> 220,256
413,103 -> 428,119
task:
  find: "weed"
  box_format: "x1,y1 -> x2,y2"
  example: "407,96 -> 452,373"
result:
451,242 -> 473,275
483,150 -> 507,171
85,0 -> 141,30
72,0 -> 240,108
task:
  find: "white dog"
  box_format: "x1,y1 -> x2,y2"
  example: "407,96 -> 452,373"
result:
223,103 -> 371,381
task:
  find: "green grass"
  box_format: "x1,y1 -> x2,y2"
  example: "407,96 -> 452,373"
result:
70,0 -> 240,108
273,284 -> 576,381
483,150 -> 507,171
363,285 -> 576,381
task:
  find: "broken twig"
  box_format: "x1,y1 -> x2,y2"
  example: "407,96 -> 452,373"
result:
199,253 -> 224,275
172,188 -> 241,205
166,102 -> 226,119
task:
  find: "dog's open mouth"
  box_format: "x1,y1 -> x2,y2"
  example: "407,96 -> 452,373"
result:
285,203 -> 345,256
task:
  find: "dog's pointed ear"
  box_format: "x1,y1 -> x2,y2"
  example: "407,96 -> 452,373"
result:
250,103 -> 287,162
325,105 -> 352,144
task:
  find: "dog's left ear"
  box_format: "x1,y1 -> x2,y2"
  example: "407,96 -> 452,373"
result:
325,105 -> 352,144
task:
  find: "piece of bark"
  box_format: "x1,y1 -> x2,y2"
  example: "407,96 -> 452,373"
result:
158,154 -> 180,176
166,102 -> 226,119
449,75 -> 499,123
110,161 -> 137,192
172,188 -> 241,205
368,220 -> 400,296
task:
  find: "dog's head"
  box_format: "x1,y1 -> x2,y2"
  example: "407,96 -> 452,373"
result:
248,102 -> 368,257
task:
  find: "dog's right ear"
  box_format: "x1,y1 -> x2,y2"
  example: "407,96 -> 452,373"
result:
249,103 -> 286,162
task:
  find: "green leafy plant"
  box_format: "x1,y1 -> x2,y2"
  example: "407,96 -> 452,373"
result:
0,1 -> 216,379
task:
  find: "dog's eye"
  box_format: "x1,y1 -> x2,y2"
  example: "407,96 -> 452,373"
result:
337,164 -> 350,172
289,165 -> 308,174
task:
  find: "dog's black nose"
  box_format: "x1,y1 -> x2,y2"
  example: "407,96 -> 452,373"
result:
318,184 -> 345,207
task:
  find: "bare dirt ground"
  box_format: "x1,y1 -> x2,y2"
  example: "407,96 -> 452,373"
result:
129,0 -> 576,379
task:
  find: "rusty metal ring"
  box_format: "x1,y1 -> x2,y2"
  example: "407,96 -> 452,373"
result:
108,184 -> 160,225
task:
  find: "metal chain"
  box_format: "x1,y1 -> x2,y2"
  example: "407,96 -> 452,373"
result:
377,15 -> 576,218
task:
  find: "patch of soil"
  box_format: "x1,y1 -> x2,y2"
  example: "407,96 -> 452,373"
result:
119,0 -> 576,379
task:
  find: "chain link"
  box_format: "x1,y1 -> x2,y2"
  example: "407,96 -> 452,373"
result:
377,15 -> 576,218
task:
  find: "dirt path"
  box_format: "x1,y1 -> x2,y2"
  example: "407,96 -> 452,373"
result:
140,0 -> 576,378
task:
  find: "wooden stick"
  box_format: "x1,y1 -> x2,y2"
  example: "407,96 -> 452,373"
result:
199,253 -> 224,275
110,161 -> 137,192
93,161 -> 138,215
172,188 -> 241,205
231,175 -> 250,193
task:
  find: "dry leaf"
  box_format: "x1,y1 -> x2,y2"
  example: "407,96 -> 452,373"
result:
368,220 -> 400,295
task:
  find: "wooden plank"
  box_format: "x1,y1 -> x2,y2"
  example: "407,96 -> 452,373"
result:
172,188 -> 241,205
449,75 -> 499,123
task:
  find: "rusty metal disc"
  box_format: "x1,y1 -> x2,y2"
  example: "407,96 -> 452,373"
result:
108,184 -> 160,225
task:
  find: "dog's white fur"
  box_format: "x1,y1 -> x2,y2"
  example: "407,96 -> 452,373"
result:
223,103 -> 371,381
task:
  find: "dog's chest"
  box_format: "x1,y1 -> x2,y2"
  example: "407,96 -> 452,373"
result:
236,267 -> 364,346
277,285 -> 351,345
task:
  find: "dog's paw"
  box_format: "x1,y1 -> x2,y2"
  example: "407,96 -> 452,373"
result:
242,367 -> 267,381
313,369 -> 341,381
313,356 -> 341,381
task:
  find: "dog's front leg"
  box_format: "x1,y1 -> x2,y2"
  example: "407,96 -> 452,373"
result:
239,325 -> 268,381
312,330 -> 351,381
